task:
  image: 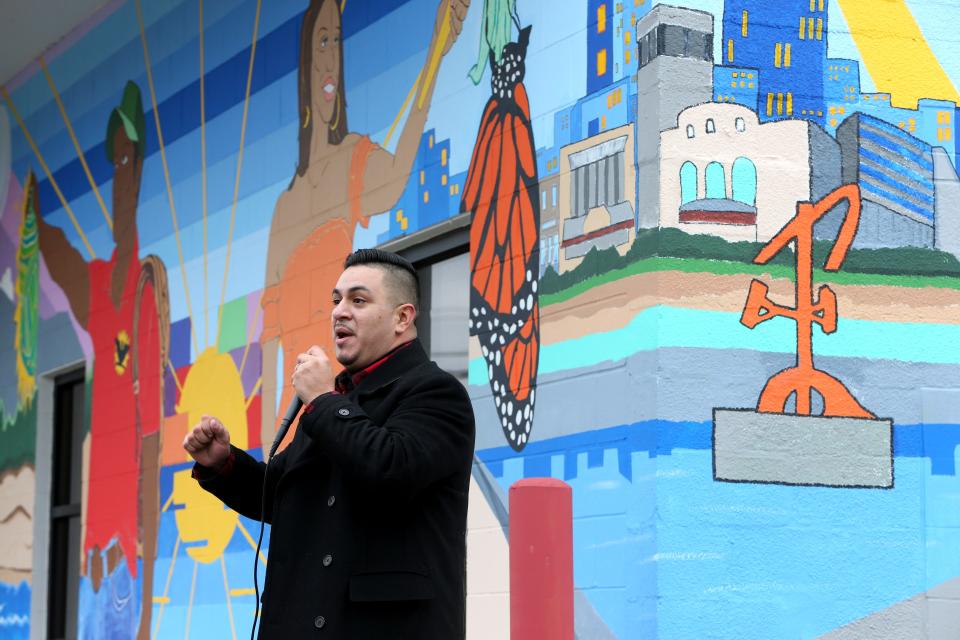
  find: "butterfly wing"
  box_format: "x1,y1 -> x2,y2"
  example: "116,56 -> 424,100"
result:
462,81 -> 541,451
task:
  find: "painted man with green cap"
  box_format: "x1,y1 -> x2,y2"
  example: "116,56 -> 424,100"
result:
37,79 -> 168,640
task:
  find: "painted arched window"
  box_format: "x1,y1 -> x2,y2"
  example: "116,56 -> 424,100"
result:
705,118 -> 716,133
686,124 -> 695,138
732,157 -> 757,205
680,161 -> 697,204
705,161 -> 726,199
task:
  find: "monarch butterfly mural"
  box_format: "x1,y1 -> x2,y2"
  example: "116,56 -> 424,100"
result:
461,1 -> 540,451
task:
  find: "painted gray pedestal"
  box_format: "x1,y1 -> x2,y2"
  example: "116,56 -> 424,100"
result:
713,408 -> 894,488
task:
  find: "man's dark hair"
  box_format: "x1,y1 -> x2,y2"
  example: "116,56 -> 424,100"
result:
344,249 -> 420,312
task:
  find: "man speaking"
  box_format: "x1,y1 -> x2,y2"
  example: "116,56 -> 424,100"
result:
184,249 -> 476,638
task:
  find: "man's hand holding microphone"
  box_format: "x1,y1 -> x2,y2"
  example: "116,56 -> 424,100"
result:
183,345 -> 335,465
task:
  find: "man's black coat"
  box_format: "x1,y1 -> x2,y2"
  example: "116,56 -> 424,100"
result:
195,340 -> 475,639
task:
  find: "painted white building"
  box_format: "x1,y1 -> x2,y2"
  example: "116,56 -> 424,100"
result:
659,103 -> 841,242
558,124 -> 637,273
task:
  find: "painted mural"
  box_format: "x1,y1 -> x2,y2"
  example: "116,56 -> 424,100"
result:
1,0 -> 958,638
462,3 -> 541,452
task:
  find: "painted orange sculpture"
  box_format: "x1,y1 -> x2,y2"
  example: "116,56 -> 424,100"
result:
740,184 -> 874,418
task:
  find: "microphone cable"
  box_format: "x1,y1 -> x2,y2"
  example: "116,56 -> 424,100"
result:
250,397 -> 302,640
250,456 -> 272,640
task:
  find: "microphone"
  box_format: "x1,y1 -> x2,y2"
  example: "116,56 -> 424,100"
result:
268,397 -> 303,459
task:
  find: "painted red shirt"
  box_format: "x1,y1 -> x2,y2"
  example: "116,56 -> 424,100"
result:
84,241 -> 162,576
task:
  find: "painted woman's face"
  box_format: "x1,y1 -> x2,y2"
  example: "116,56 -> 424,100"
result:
311,0 -> 341,127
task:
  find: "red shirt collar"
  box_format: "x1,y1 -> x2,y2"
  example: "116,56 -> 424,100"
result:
334,340 -> 415,394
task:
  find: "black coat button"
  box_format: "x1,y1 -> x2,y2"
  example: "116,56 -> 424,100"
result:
338,408 -> 350,416
314,615 -> 326,629
327,495 -> 336,507
322,554 -> 333,567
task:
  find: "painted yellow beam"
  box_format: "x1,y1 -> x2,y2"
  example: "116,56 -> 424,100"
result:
837,0 -> 960,108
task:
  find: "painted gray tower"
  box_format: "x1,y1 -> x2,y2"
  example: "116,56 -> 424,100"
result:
933,147 -> 960,260
635,5 -> 714,228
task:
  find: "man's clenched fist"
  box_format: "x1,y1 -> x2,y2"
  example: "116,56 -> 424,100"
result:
183,415 -> 232,470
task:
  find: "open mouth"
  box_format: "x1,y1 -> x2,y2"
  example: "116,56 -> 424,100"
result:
323,77 -> 336,101
334,326 -> 354,346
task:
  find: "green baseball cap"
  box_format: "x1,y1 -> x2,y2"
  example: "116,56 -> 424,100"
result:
105,80 -> 147,163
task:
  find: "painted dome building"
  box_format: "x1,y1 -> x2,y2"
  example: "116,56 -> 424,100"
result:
659,102 -> 841,242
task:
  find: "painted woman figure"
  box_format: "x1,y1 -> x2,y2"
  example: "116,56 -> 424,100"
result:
260,0 -> 469,449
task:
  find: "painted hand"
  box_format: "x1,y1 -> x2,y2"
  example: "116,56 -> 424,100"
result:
183,415 -> 232,470
437,0 -> 470,55
292,345 -> 335,403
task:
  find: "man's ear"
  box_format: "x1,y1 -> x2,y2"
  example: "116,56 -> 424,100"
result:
395,303 -> 417,334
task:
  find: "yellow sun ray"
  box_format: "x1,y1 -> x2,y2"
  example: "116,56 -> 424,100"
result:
153,534 -> 181,637
135,0 -> 200,358
1,86 -> 96,259
167,359 -> 184,395
199,0 -> 209,350
417,4 -> 451,110
238,295 -> 263,379
220,555 -> 238,640
37,56 -> 113,231
236,519 -> 268,566
184,559 -> 199,639
384,69 -> 423,148
837,0 -> 960,108
245,378 -> 262,410
216,0 -> 263,344
38,57 -> 113,232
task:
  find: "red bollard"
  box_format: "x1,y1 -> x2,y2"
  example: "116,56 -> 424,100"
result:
509,478 -> 574,640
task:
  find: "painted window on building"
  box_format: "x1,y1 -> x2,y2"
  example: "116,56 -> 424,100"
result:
639,23 -> 712,67
680,161 -> 698,204
732,157 -> 757,206
706,161 -> 726,199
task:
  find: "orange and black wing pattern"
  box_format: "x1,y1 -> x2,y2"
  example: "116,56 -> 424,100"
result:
461,27 -> 540,451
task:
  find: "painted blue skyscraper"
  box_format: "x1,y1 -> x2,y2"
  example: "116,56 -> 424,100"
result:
386,129 -> 452,238
722,0 -> 827,124
587,0 -> 614,94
